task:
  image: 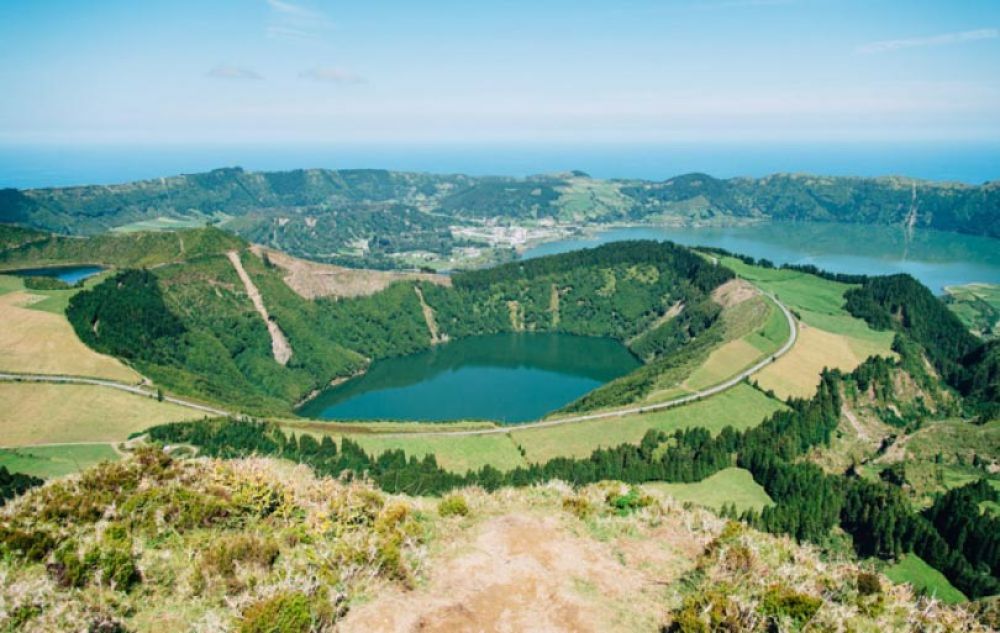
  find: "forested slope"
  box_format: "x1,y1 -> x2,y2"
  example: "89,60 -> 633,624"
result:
64,241 -> 732,414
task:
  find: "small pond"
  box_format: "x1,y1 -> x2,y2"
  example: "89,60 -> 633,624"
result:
6,265 -> 104,285
297,332 -> 640,423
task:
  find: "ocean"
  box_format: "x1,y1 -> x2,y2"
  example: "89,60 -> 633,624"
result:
0,141 -> 998,189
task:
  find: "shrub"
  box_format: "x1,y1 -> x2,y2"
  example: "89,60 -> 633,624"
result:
437,494 -> 469,517
606,487 -> 653,516
120,486 -> 232,532
201,533 -> 280,584
760,584 -> 822,627
46,542 -> 140,592
0,525 -> 56,561
96,547 -> 141,591
562,495 -> 594,519
857,571 -> 882,596
240,592 -> 313,633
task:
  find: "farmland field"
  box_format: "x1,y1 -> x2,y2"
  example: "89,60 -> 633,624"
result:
0,443 -> 120,478
0,383 -> 203,445
511,384 -> 784,462
0,282 -> 141,382
885,555 -> 968,604
643,467 -> 773,512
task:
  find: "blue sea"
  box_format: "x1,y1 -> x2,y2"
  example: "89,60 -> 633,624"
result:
0,141 -> 998,188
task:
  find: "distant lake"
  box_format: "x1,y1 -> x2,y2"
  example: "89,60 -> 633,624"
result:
6,265 -> 104,284
523,223 -> 1000,294
297,332 -> 639,423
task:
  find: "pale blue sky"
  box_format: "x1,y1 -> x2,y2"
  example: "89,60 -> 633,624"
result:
1,0 -> 998,144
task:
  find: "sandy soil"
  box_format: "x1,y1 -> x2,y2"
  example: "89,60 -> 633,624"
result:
711,278 -> 759,308
339,509 -> 706,633
227,250 -> 293,365
252,246 -> 450,300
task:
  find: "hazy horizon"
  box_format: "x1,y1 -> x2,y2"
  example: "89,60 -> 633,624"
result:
2,1 -> 998,147
2,140 -> 999,189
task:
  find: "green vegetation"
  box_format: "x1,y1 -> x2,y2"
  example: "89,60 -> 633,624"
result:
0,466 -> 42,505
644,468 -> 773,513
514,383 -> 783,461
64,241 -> 732,414
0,225 -> 244,269
0,444 -> 120,479
944,283 -> 1000,338
5,170 -> 998,270
845,274 -> 1000,410
885,555 -> 968,604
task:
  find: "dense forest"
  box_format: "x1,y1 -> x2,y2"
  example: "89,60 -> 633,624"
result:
64,241 -> 731,414
844,274 -> 1000,410
0,467 -> 42,506
2,168 -> 998,267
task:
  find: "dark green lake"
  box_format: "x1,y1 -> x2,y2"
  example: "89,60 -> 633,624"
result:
297,333 -> 639,423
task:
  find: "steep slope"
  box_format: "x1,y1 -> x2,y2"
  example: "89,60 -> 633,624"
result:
62,240 -> 733,415
0,451 -> 993,632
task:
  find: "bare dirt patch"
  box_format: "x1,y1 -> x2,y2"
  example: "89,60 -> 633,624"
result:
712,278 -> 759,308
414,286 -> 446,344
252,246 -> 450,299
339,509 -> 705,632
227,250 -> 293,365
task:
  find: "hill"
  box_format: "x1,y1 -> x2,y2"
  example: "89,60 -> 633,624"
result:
60,240 -> 734,414
2,168 -> 998,268
0,450 -> 994,632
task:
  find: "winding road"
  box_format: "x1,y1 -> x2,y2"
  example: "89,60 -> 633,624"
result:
0,372 -> 229,417
0,292 -> 796,441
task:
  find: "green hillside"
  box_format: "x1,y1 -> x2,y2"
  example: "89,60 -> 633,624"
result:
62,240 -> 732,414
3,168 -> 998,268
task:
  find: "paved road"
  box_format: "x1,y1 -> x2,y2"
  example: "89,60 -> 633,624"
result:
0,292 -> 796,441
0,372 -> 229,417
372,292 -> 797,438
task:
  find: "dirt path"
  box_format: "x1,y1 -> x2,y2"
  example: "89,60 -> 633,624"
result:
414,286 -> 445,344
550,283 -> 560,326
842,405 -> 870,442
227,250 -> 293,365
339,512 -> 698,632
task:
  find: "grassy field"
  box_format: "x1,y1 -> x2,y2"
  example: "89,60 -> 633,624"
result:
754,323 -> 880,399
684,295 -> 791,392
683,339 -> 763,391
511,384 -> 784,462
0,443 -> 120,478
0,284 -> 141,382
353,433 -> 527,474
643,467 -> 773,512
944,283 -> 1000,338
884,555 -> 968,604
717,258 -> 895,399
0,383 -> 204,446
110,215 -> 217,233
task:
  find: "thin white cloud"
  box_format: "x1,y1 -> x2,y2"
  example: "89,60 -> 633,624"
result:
858,28 -> 998,54
206,65 -> 263,80
300,67 -> 365,84
266,0 -> 331,42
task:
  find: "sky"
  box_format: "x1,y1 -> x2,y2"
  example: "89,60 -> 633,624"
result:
0,0 -> 998,145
